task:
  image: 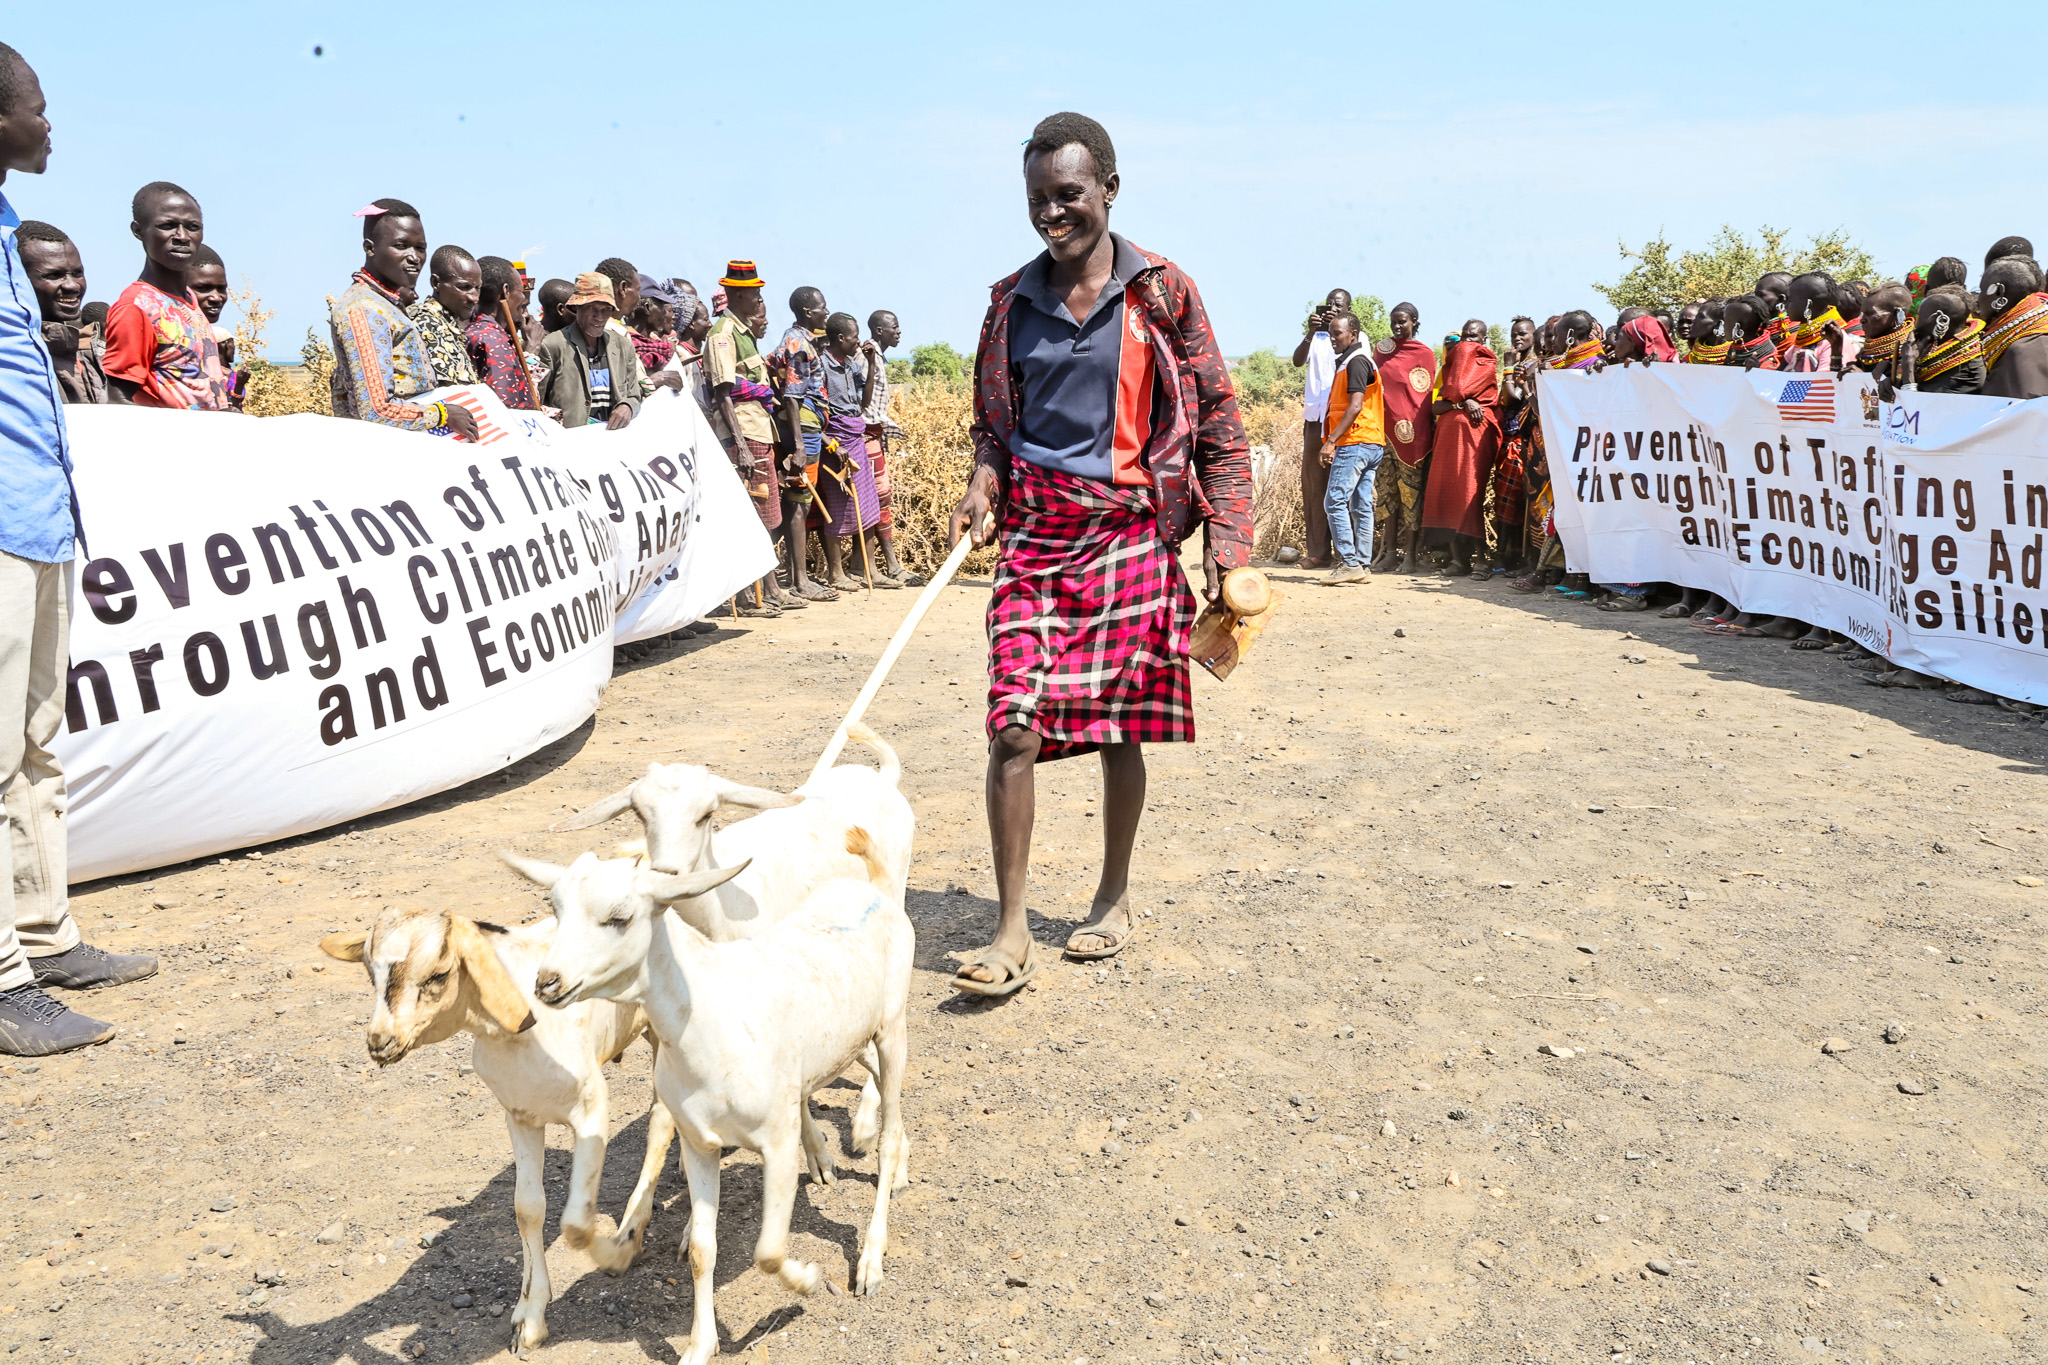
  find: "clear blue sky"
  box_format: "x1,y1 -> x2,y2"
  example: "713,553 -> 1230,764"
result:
7,3 -> 2044,360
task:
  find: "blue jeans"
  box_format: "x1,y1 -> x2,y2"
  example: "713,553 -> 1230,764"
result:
1323,442 -> 1384,567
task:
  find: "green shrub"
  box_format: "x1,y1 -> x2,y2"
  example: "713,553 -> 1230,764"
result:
910,341 -> 969,382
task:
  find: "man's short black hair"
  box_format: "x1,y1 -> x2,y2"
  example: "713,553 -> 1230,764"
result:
132,181 -> 196,223
595,257 -> 637,293
430,244 -> 475,278
1987,236 -> 2034,268
13,219 -> 69,248
1023,111 -> 1117,183
867,309 -> 898,331
478,255 -> 521,296
825,312 -> 859,340
80,301 -> 107,328
191,243 -> 223,269
1328,311 -> 1360,338
789,285 -> 824,315
362,198 -> 420,244
0,42 -> 34,117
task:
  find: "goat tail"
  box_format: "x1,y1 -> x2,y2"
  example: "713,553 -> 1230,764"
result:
843,826 -> 892,891
840,720 -> 900,787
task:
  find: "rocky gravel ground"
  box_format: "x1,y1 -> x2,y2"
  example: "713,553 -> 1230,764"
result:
10,561 -> 2045,1365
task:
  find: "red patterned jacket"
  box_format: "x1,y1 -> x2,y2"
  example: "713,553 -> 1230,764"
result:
970,240 -> 1254,568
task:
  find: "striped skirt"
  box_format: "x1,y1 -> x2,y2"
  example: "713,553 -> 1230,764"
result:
986,459 -> 1196,762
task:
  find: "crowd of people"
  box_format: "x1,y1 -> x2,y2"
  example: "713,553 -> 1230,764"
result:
1,40 -> 944,1057
1289,241 -> 2048,669
17,184 -> 927,621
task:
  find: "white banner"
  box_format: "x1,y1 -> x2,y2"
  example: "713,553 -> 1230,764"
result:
55,386 -> 773,881
1542,365 -> 2048,703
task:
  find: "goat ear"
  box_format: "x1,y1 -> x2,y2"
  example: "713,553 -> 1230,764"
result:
319,930 -> 367,963
549,786 -> 634,832
446,916 -> 537,1034
499,851 -> 567,888
716,781 -> 802,813
642,858 -> 751,904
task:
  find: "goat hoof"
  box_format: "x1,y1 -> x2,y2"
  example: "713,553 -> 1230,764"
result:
856,1255 -> 885,1297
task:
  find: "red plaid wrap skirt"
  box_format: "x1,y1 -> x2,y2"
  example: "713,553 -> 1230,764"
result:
986,459 -> 1196,762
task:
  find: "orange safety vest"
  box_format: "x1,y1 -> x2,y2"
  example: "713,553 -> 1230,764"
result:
1323,349 -> 1385,447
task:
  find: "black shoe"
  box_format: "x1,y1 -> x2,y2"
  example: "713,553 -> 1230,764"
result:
30,943 -> 159,990
0,984 -> 116,1056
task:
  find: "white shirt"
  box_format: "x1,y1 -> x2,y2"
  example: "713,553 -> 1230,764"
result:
1302,331 -> 1336,424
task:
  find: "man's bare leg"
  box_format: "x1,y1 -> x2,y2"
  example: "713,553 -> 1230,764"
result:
1397,522 -> 1424,574
820,528 -> 857,590
960,727 -> 1040,985
782,497 -> 831,600
1067,743 -> 1145,955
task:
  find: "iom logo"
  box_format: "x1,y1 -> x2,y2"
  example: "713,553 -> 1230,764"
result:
1885,404 -> 1921,442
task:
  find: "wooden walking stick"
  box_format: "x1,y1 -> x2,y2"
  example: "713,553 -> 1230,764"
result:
500,298 -> 543,407
820,454 -> 875,592
808,513 -> 992,783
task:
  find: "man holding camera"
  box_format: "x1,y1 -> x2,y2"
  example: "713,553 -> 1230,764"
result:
1291,288 -> 1351,567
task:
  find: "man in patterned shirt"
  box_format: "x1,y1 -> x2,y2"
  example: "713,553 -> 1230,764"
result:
407,244 -> 480,386
327,199 -> 476,438
465,255 -> 536,409
770,285 -> 841,595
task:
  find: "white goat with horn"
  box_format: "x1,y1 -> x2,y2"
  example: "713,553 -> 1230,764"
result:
508,829 -> 911,1365
549,720 -> 913,1179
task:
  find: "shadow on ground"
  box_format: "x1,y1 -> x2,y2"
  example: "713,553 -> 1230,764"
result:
234,1105 -> 879,1363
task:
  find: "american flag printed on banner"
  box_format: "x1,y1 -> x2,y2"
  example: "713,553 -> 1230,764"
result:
1776,376 -> 1836,423
443,389 -> 509,445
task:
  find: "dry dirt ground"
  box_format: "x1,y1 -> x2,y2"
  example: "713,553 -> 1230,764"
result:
16,556 -> 2048,1365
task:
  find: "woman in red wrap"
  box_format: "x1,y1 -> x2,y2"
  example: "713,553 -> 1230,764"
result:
1371,303 -> 1438,573
1421,318 -> 1501,576
947,112 -> 1253,995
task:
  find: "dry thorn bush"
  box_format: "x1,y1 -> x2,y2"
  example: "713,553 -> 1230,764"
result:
230,281 -> 333,418
885,379 -> 995,578
1242,400 -> 1306,559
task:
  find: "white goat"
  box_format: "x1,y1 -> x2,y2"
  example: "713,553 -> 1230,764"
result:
507,834 -> 912,1365
551,720 -> 914,1174
317,871 -> 738,1355
551,720 -> 915,936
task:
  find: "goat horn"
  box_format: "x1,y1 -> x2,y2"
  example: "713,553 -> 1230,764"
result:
549,786 -> 635,832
